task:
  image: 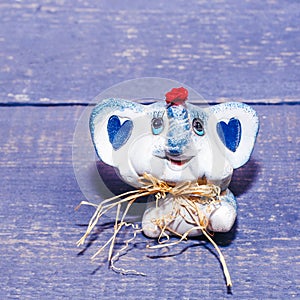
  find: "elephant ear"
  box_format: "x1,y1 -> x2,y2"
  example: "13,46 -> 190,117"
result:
89,98 -> 144,167
208,102 -> 259,169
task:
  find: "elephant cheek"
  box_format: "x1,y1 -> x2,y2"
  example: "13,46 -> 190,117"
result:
128,136 -> 164,178
193,141 -> 233,187
205,162 -> 233,190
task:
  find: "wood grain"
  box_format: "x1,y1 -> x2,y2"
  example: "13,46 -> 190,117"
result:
0,105 -> 298,299
0,0 -> 299,299
0,0 -> 299,104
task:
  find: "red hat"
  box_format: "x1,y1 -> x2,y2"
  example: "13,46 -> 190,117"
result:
165,87 -> 188,106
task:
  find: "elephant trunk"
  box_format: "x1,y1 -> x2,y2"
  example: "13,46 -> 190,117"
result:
166,105 -> 191,156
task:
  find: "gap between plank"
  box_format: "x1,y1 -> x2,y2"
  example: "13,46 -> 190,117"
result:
0,100 -> 300,107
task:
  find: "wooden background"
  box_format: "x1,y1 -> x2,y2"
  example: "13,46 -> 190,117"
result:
0,1 -> 299,299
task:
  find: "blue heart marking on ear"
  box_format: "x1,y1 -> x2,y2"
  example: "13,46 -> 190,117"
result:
107,115 -> 133,150
217,118 -> 242,152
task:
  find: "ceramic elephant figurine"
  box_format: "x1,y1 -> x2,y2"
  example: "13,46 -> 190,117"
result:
90,87 -> 259,238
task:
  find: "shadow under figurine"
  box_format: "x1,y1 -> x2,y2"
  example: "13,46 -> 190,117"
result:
79,86 -> 259,287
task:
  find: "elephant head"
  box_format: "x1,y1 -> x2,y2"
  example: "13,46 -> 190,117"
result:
90,88 -> 259,190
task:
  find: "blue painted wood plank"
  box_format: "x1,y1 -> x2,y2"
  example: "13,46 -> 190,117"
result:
0,0 -> 299,104
0,105 -> 299,299
0,0 -> 299,298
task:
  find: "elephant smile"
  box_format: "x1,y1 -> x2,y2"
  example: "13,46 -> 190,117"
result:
165,154 -> 194,168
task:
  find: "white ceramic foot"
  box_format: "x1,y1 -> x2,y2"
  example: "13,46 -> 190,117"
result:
207,201 -> 236,232
142,190 -> 237,238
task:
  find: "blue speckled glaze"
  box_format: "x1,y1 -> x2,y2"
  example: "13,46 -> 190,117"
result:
221,189 -> 237,210
188,105 -> 208,123
90,98 -> 143,137
193,189 -> 237,211
166,105 -> 191,155
217,118 -> 241,152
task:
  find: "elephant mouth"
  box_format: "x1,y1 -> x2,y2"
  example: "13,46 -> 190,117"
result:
166,155 -> 193,167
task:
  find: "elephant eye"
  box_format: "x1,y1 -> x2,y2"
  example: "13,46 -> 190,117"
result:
151,117 -> 164,135
192,118 -> 205,136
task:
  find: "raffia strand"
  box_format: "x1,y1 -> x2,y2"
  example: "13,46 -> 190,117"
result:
76,173 -> 232,287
